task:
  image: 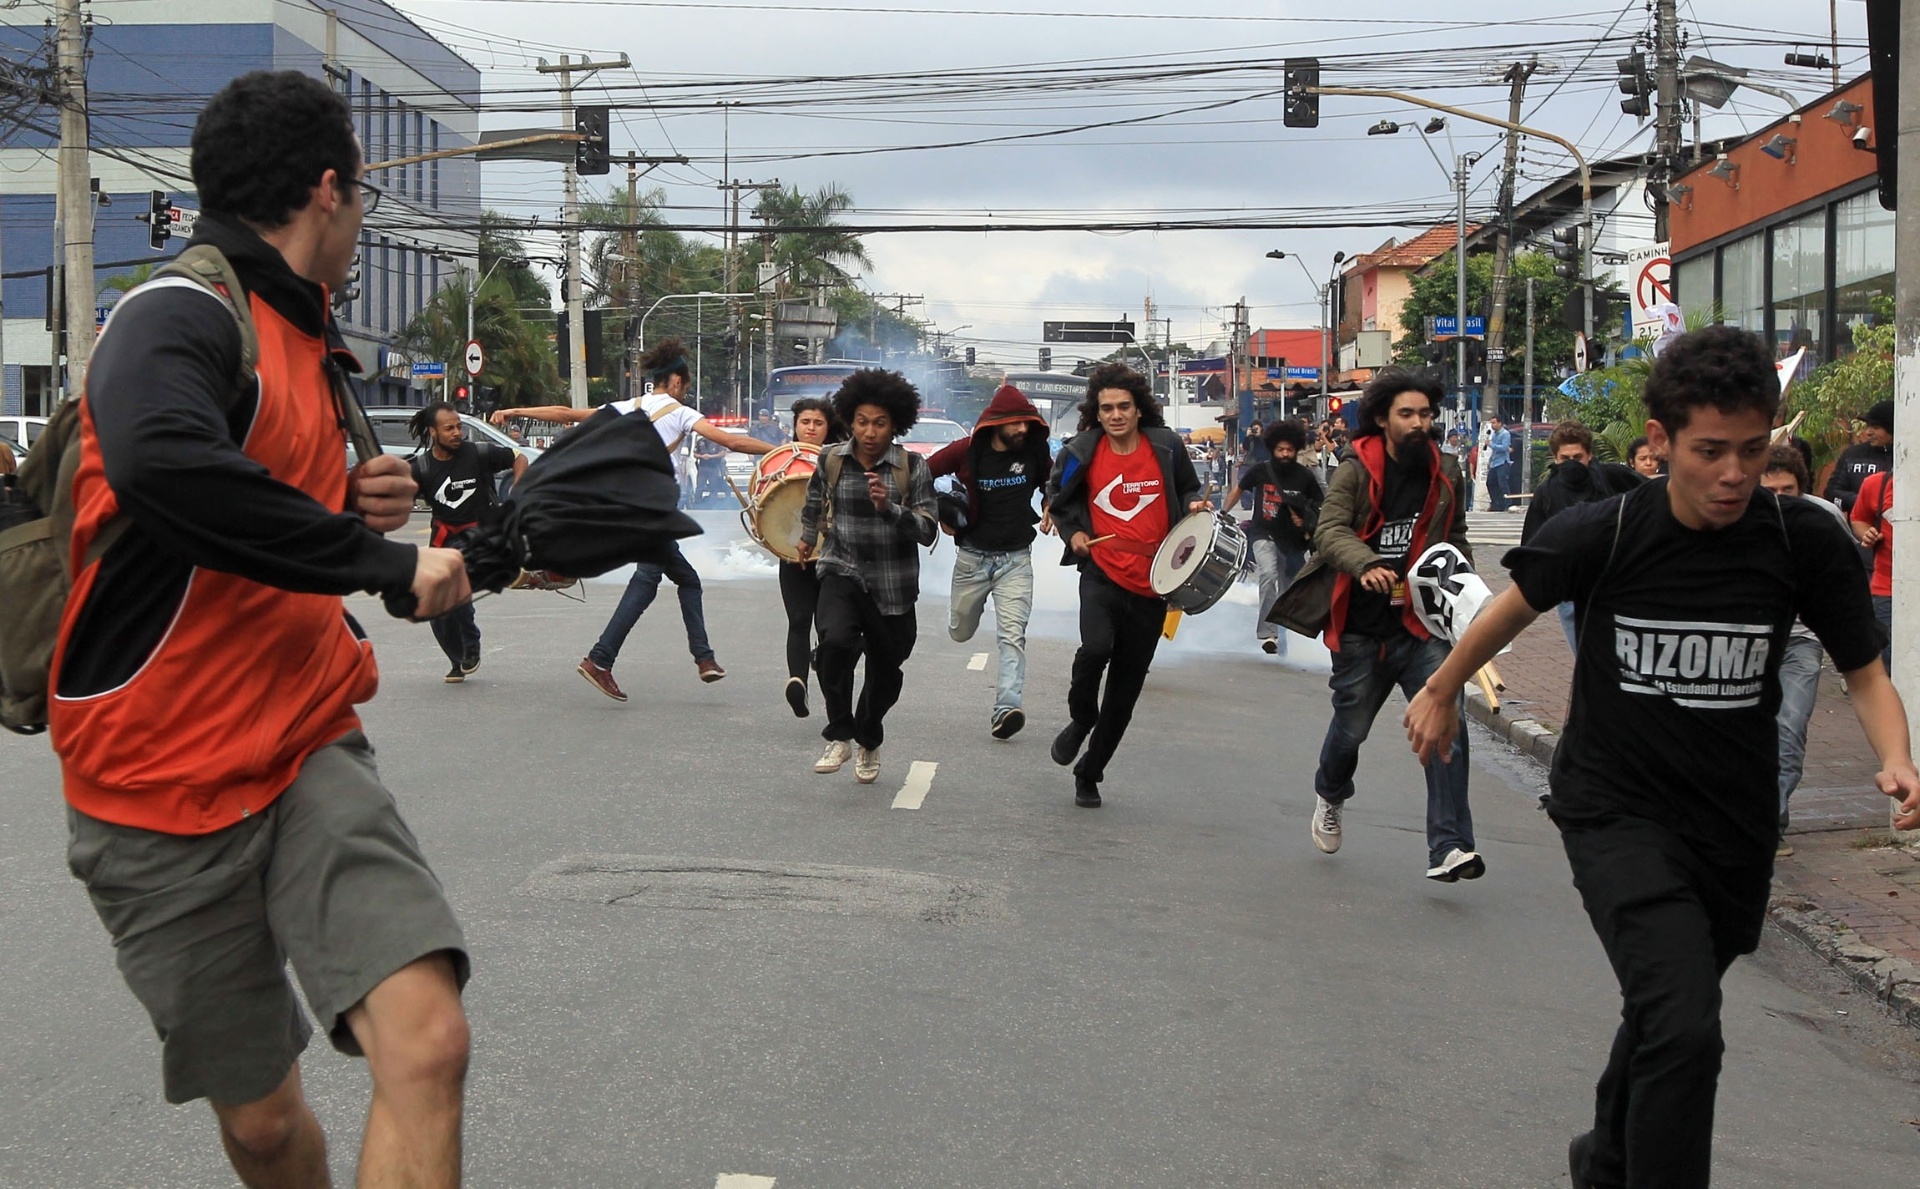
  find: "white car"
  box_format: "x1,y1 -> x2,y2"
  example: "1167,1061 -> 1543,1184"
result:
0,415 -> 49,452
355,408 -> 540,500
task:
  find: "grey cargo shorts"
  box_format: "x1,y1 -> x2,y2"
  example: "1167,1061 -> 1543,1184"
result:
66,731 -> 469,1105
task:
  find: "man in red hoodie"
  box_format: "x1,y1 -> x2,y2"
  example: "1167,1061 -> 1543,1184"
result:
926,383 -> 1053,739
1301,368 -> 1480,881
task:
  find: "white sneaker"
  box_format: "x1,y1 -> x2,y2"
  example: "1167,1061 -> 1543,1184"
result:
814,740 -> 852,774
1311,796 -> 1343,854
854,746 -> 881,784
1426,848 -> 1486,882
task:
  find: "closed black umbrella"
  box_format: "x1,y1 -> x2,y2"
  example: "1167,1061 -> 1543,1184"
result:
385,404 -> 701,618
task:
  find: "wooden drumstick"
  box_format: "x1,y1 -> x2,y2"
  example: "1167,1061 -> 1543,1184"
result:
723,472 -> 751,509
1086,533 -> 1117,546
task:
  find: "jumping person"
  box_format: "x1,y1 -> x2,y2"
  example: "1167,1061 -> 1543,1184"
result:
1220,418 -> 1322,657
1405,326 -> 1919,1189
778,396 -> 844,718
1305,368 -> 1479,880
492,338 -> 772,702
796,369 -> 938,783
925,382 -> 1054,739
409,401 -> 526,682
53,71 -> 473,1186
1046,363 -> 1207,808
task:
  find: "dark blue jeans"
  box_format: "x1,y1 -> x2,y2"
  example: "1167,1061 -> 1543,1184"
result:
588,542 -> 713,668
1314,632 -> 1474,866
430,601 -> 480,667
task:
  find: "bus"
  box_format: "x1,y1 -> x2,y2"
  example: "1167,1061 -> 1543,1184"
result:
762,364 -> 860,415
1000,370 -> 1088,443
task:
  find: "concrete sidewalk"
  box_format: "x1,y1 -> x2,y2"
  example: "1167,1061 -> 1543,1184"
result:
1459,511 -> 1920,1029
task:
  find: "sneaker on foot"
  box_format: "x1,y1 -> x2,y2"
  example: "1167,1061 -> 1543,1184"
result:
991,708 -> 1026,740
443,662 -> 466,684
577,657 -> 626,702
1074,775 -> 1101,808
1261,638 -> 1278,655
1426,848 -> 1486,882
785,676 -> 810,718
854,746 -> 881,784
1776,839 -> 1794,858
814,740 -> 851,773
1051,720 -> 1093,766
1311,795 -> 1343,854
462,649 -> 481,674
698,658 -> 727,683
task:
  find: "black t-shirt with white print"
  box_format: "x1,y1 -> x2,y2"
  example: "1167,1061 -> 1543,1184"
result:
1238,458 -> 1323,551
411,441 -> 519,526
1344,452 -> 1428,640
1504,479 -> 1882,862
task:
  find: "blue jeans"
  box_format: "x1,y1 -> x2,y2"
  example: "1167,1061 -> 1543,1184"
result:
949,546 -> 1034,713
430,601 -> 480,667
1250,537 -> 1306,651
1315,633 -> 1475,866
1874,593 -> 1893,675
1775,633 -> 1822,819
1557,601 -> 1579,653
588,542 -> 713,668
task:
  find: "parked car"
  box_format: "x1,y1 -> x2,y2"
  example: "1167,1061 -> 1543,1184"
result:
0,415 -> 49,452
899,417 -> 966,458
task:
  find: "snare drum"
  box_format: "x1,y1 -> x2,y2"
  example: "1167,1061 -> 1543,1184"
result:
1149,510 -> 1248,614
742,442 -> 821,562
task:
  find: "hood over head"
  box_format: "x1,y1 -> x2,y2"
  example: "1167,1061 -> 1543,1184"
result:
973,384 -> 1047,436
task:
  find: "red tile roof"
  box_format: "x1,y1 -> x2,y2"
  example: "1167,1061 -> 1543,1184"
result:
1348,224 -> 1481,271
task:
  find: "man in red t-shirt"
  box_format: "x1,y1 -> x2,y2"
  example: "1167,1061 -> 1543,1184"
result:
1851,468 -> 1894,673
1045,363 -> 1206,807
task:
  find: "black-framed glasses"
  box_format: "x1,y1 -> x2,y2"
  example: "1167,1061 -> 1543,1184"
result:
351,177 -> 383,214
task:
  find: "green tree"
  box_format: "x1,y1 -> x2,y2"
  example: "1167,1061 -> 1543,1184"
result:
1780,299 -> 1895,477
395,266 -> 558,409
1396,251 -> 1603,379
753,183 -> 872,291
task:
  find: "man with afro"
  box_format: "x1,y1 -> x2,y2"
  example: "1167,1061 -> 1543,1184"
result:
493,337 -> 772,700
796,369 -> 939,784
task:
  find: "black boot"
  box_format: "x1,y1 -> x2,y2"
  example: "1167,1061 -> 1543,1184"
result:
1051,720 -> 1093,766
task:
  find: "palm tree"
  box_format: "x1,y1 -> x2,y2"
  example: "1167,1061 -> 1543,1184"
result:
753,184 -> 871,292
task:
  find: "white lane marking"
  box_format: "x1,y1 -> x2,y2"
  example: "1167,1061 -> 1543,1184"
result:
891,760 -> 939,810
967,652 -> 989,670
714,1177 -> 776,1189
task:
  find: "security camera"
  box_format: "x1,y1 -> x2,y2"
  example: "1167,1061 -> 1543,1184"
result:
1854,125 -> 1874,150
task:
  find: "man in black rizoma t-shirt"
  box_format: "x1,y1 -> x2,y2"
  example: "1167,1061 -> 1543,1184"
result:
926,383 -> 1053,739
408,402 -> 525,682
1407,327 -> 1920,1189
1222,418 -> 1322,656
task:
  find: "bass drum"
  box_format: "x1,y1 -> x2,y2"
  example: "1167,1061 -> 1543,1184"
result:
1149,510 -> 1248,614
742,442 -> 821,563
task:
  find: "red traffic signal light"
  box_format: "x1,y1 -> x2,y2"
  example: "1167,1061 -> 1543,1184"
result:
454,385 -> 470,403
1327,396 -> 1344,415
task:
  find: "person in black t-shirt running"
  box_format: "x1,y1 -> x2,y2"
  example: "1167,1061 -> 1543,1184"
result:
1221,419 -> 1322,656
408,402 -> 525,682
925,383 -> 1053,739
1406,326 -> 1920,1189
1821,397 -> 1892,514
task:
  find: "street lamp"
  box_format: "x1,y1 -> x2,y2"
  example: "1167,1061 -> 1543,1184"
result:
1265,249 -> 1347,412
634,289 -> 754,412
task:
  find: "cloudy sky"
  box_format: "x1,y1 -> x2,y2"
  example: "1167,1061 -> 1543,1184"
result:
395,0 -> 1868,363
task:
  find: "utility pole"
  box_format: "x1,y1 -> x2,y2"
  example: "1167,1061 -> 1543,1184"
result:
1652,0 -> 1683,242
1520,277 -> 1537,497
1453,153 -> 1472,415
55,0 -> 95,398
536,52 -> 629,408
1893,0 -> 1920,828
1478,60 -> 1536,507
720,178 -> 779,409
611,151 -> 690,398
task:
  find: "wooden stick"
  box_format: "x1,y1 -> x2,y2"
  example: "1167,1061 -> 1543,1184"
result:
1474,665 -> 1501,713
1086,533 -> 1117,546
722,472 -> 751,510
1482,660 -> 1507,692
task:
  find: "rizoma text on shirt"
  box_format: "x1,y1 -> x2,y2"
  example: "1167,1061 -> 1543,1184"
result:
1612,616 -> 1772,708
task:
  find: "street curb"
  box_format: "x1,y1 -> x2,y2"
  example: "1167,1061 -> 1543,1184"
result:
1461,686 -> 1920,1031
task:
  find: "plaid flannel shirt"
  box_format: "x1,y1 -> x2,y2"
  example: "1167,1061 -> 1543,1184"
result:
799,441 -> 938,614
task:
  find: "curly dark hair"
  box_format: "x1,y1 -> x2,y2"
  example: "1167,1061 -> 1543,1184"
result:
1076,362 -> 1164,432
639,337 -> 693,382
832,369 -> 922,435
408,401 -> 460,448
1643,325 -> 1778,433
789,396 -> 847,444
1266,419 -> 1307,452
191,72 -> 360,229
1355,367 -> 1444,439
1548,420 -> 1595,455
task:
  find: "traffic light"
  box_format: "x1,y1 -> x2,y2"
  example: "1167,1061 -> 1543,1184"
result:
575,105 -> 610,176
1038,347 -> 1052,371
146,190 -> 170,251
1551,225 -> 1583,279
454,385 -> 470,405
1327,396 -> 1344,416
1617,51 -> 1652,120
964,346 -> 976,366
1283,58 -> 1320,129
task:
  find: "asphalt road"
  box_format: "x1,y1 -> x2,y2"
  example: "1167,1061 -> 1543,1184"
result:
3,512 -> 1918,1188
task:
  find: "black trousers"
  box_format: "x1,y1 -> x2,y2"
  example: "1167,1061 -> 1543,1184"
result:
1067,567 -> 1166,783
814,574 -> 917,749
778,561 -> 821,685
429,601 -> 479,667
1559,814 -> 1772,1189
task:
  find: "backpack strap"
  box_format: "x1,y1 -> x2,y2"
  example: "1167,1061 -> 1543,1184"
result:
818,444 -> 847,543
152,245 -> 260,409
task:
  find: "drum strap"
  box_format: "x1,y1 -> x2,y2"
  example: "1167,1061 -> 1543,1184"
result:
1100,537 -> 1159,557
648,403 -> 688,454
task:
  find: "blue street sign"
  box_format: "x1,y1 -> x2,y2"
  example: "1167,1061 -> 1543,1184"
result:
1286,366 -> 1320,381
1430,315 -> 1486,339
411,361 -> 448,379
